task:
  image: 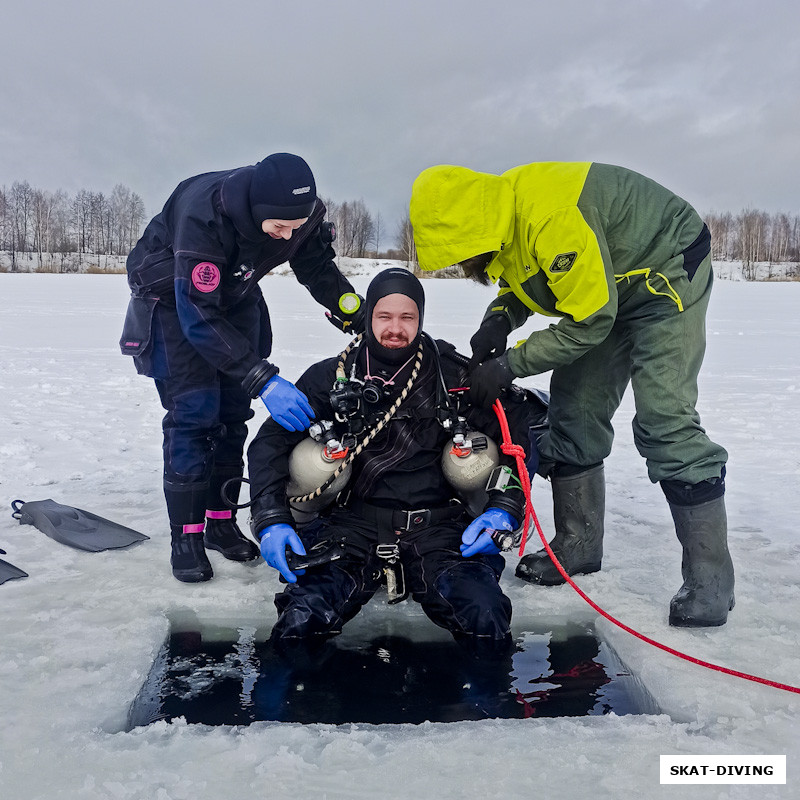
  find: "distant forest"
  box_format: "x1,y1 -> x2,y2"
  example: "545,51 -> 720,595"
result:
1,179 -> 798,277
0,181 -> 146,271
705,210 -> 800,272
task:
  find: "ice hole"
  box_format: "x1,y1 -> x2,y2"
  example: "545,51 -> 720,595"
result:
127,614 -> 660,728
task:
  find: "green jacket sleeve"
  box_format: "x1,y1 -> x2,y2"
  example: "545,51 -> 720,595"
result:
482,279 -> 533,331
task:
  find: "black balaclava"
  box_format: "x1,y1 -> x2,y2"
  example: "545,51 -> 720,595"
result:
364,267 -> 425,367
249,153 -> 317,225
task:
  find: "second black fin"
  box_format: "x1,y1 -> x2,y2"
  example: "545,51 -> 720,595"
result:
0,548 -> 28,585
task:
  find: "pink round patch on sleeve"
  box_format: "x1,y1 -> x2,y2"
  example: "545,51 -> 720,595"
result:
192,262 -> 221,293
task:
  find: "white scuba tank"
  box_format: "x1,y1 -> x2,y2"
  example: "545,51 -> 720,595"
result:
286,437 -> 352,516
441,430 -> 499,515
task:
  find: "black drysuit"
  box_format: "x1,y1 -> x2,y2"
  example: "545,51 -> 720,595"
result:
120,165 -> 356,506
248,337 -> 544,645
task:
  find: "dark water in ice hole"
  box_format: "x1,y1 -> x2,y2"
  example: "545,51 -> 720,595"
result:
127,621 -> 660,728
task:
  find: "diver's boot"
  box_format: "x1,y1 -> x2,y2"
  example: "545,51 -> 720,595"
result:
516,463 -> 604,585
204,513 -> 259,561
165,480 -> 212,583
203,466 -> 259,561
668,496 -> 735,627
170,525 -> 213,583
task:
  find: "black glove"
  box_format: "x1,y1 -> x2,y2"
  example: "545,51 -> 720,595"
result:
326,293 -> 366,335
469,316 -> 511,369
468,356 -> 515,408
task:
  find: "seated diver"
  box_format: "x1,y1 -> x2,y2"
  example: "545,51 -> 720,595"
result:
247,267 -> 541,654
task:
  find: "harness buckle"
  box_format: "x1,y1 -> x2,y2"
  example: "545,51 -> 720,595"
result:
400,508 -> 431,532
376,543 -> 400,562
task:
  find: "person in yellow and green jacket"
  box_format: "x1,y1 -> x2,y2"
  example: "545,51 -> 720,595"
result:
409,162 -> 734,628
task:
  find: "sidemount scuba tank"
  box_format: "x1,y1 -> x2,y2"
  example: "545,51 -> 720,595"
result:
441,424 -> 500,516
429,341 -> 503,516
286,421 -> 352,521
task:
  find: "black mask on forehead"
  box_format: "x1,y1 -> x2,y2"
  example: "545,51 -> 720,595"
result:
364,268 -> 425,366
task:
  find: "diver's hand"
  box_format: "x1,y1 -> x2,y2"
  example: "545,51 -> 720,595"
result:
460,508 -> 518,557
259,376 -> 314,431
258,523 -> 306,583
469,316 -> 511,369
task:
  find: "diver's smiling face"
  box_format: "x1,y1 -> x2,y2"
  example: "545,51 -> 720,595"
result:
371,294 -> 419,349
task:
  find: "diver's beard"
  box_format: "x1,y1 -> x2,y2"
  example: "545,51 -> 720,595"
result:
366,332 -> 420,366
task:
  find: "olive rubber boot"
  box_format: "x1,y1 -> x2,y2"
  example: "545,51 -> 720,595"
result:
165,480 -> 213,583
668,496 -> 735,627
516,464 -> 604,585
203,467 -> 259,561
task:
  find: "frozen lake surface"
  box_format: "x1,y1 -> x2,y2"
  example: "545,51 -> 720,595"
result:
0,271 -> 798,799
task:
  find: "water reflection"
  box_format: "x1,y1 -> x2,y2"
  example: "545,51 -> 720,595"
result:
127,622 -> 657,729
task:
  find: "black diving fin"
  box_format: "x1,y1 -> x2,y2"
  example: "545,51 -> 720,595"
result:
11,499 -> 149,552
0,548 -> 28,585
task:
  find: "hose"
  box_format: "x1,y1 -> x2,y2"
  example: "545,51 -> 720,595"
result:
491,398 -> 800,696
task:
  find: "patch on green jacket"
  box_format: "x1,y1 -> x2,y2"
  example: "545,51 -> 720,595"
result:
549,252 -> 577,273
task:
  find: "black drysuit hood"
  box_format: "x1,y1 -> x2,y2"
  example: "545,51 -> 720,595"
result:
364,268 -> 426,366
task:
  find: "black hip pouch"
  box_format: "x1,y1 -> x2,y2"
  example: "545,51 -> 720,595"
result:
119,295 -> 159,358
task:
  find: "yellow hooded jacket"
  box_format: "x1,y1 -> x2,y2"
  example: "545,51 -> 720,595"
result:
410,162 -> 707,377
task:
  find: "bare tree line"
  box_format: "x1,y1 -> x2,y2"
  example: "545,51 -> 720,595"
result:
321,200 -> 420,269
322,196 -> 400,261
2,177 -> 797,279
705,210 -> 800,279
305,198 -> 420,266
322,197 -> 378,258
0,182 -> 415,272
0,181 -> 147,271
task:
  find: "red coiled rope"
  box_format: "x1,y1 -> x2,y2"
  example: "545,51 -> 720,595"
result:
492,398 -> 800,696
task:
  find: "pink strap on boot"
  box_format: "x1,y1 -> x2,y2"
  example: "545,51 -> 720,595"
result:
182,523 -> 205,534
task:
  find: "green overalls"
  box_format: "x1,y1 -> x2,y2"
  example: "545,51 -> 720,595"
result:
410,162 -> 727,484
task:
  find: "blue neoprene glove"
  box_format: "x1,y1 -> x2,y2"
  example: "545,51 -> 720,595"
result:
258,523 -> 307,583
460,508 -> 518,557
259,375 -> 315,432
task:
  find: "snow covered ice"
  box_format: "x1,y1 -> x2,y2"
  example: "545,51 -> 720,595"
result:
0,268 -> 798,799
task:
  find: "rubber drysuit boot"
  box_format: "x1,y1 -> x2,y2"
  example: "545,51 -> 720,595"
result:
204,515 -> 260,561
516,464 -> 605,585
165,481 -> 213,583
203,467 -> 259,562
668,496 -> 735,627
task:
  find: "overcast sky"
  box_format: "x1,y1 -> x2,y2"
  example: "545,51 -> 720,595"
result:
3,0 -> 798,242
